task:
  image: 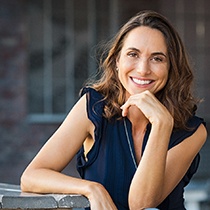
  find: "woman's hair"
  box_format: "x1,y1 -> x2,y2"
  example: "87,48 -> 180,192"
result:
86,10 -> 198,130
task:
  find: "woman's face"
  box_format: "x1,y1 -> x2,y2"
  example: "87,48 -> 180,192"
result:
116,26 -> 170,99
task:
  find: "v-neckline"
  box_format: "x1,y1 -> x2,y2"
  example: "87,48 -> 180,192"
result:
124,117 -> 151,168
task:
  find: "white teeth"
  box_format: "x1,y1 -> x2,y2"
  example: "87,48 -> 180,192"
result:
132,78 -> 151,85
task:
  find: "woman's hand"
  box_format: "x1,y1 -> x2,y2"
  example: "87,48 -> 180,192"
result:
86,182 -> 117,210
121,91 -> 174,208
121,90 -> 174,128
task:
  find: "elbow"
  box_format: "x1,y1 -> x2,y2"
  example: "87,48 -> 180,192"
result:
128,193 -> 161,210
20,171 -> 30,192
20,169 -> 36,193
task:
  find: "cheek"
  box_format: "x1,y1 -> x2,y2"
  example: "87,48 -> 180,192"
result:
118,70 -> 124,85
157,64 -> 169,78
118,61 -> 135,77
161,69 -> 169,86
117,66 -> 130,88
154,66 -> 169,86
117,61 -> 128,80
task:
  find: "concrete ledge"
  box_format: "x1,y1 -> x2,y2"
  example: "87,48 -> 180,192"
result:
0,183 -> 90,209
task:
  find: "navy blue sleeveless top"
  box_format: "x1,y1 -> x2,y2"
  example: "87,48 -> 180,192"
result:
77,87 -> 205,210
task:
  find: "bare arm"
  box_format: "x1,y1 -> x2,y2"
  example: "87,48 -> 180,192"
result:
121,90 -> 207,209
21,94 -> 117,210
21,95 -> 91,193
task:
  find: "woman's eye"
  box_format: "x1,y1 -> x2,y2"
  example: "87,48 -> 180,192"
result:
128,52 -> 138,58
152,56 -> 163,62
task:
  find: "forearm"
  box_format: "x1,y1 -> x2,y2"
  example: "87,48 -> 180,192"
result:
21,168 -> 93,196
129,123 -> 172,209
21,168 -> 117,210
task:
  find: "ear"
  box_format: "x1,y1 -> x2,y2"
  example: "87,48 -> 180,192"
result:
116,57 -> 119,68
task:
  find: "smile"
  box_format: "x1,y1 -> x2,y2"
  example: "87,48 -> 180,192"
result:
131,77 -> 153,85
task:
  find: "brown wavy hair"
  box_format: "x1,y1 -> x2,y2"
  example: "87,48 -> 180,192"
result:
86,10 -> 198,130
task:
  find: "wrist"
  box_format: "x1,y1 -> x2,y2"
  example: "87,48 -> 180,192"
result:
84,181 -> 104,200
152,116 -> 174,131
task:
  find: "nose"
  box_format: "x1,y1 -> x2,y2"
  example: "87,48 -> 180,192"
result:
136,59 -> 151,75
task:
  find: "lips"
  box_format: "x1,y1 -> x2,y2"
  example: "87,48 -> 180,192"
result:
131,77 -> 153,85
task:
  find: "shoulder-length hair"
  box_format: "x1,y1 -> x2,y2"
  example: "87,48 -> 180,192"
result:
86,10 -> 198,130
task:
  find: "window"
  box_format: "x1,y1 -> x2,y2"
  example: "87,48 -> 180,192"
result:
27,0 -> 118,123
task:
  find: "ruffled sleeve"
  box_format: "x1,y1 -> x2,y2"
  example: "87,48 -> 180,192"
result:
169,116 -> 205,148
80,87 -> 105,140
77,87 -> 105,177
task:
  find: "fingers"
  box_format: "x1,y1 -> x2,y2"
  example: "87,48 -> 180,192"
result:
120,103 -> 130,117
120,91 -> 152,117
121,91 -> 173,126
120,90 -> 166,120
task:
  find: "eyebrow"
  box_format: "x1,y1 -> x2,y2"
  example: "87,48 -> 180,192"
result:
126,47 -> 167,58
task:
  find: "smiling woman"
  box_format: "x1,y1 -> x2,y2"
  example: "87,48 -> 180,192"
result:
21,10 -> 207,210
116,26 -> 169,97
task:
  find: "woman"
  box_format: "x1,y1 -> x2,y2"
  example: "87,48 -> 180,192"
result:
21,10 -> 207,210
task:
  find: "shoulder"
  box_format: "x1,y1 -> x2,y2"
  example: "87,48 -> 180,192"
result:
186,115 -> 206,128
80,87 -> 105,117
169,116 -> 206,148
80,87 -> 104,100
192,122 -> 207,146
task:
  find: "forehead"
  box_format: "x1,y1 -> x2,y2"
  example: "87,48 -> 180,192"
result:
122,26 -> 167,53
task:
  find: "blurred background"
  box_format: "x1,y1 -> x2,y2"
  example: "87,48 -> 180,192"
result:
0,0 -> 209,208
